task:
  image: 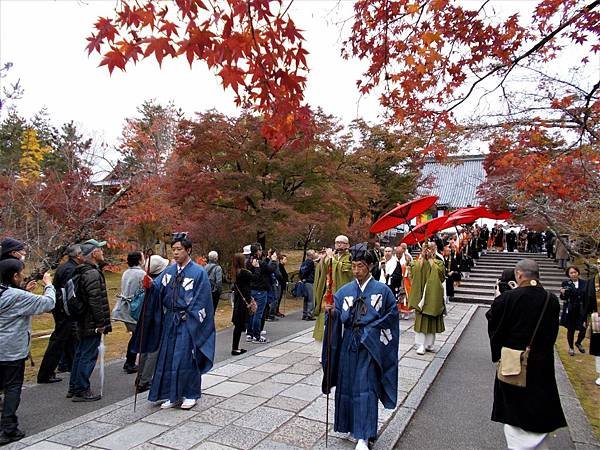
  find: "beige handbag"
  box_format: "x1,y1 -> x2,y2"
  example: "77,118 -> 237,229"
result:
497,292 -> 550,388
591,312 -> 600,334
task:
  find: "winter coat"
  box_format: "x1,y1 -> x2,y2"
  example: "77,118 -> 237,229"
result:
0,284 -> 55,361
248,258 -> 277,291
486,284 -> 566,433
560,279 -> 589,331
75,263 -> 112,338
232,269 -> 253,328
555,239 -> 569,260
52,258 -> 79,318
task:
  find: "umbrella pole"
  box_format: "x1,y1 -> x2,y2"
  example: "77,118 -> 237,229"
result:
98,334 -> 105,398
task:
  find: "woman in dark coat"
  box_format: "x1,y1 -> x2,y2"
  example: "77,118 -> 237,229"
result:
487,259 -> 566,447
560,266 -> 589,355
231,253 -> 254,356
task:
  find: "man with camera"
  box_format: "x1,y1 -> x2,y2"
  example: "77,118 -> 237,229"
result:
246,243 -> 277,344
37,245 -> 84,384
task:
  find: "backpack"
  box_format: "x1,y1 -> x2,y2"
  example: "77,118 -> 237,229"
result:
129,288 -> 146,321
291,281 -> 305,298
206,264 -> 220,293
61,274 -> 85,318
299,260 -> 311,280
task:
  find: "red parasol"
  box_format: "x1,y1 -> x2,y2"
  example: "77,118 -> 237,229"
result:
448,206 -> 487,218
482,210 -> 512,220
370,196 -> 438,234
448,206 -> 512,221
443,213 -> 479,229
401,216 -> 449,245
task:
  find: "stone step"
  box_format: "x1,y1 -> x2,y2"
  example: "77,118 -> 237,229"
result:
474,261 -> 559,268
469,270 -> 563,277
452,294 -> 494,305
459,280 -> 563,289
455,287 -> 495,295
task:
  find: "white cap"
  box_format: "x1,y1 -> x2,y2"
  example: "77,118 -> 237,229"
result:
148,255 -> 169,275
243,245 -> 251,255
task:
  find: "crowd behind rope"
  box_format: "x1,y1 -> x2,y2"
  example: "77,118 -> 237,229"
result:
0,227 -> 598,449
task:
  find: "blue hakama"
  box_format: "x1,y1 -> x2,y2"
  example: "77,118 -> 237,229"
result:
134,261 -> 215,403
322,278 -> 399,441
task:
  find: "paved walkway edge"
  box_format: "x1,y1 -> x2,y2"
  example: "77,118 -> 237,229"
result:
374,304 -> 478,450
15,325 -> 316,448
554,350 -> 600,449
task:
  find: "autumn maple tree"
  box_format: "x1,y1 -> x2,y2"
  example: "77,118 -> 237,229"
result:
87,0 -> 309,148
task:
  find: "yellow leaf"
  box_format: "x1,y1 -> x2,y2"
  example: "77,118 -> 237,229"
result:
406,3 -> 420,14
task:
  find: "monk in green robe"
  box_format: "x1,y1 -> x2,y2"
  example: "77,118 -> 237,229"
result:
408,242 -> 445,355
312,235 -> 353,341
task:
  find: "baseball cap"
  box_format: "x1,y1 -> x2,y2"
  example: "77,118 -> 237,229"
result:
80,239 -> 106,256
243,245 -> 251,255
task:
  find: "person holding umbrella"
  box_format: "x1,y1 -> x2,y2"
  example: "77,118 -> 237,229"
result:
68,239 -> 112,402
408,242 -> 446,355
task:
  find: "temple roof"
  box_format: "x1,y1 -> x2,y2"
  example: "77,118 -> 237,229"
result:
417,155 -> 485,208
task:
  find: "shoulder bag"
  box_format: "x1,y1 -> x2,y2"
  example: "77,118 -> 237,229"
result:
497,291 -> 550,388
233,283 -> 257,315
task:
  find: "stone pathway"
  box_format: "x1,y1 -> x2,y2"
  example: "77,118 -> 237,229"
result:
6,303 -> 477,450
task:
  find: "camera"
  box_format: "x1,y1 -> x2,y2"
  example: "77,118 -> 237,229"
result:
25,269 -> 45,283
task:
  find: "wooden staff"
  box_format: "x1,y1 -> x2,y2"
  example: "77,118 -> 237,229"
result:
324,261 -> 334,447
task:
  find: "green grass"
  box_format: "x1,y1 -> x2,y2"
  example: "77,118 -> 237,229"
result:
556,327 -> 600,441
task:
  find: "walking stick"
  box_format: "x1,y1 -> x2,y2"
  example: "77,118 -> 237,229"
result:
323,262 -> 334,448
134,249 -> 154,412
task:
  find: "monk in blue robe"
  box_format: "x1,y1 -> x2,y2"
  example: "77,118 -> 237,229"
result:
134,235 -> 215,410
322,250 -> 399,450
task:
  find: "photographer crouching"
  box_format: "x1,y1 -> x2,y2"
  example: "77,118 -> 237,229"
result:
0,259 -> 55,445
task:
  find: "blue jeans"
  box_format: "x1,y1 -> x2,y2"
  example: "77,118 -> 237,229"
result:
250,290 -> 268,339
69,334 -> 101,394
267,288 -> 278,318
303,282 -> 314,318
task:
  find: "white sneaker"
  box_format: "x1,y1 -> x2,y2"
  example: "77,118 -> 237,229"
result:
426,345 -> 435,352
161,399 -> 180,409
355,439 -> 369,450
416,345 -> 425,355
596,377 -> 600,386
181,398 -> 197,409
246,334 -> 253,342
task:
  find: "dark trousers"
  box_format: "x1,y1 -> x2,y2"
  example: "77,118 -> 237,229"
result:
567,327 -> 586,349
69,334 -> 101,394
232,325 -> 245,350
0,359 -> 25,434
37,312 -> 77,381
212,291 -> 221,311
126,335 -> 137,366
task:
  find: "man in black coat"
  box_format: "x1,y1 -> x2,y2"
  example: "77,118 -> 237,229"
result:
37,245 -> 84,383
486,259 -> 566,448
68,240 -> 112,402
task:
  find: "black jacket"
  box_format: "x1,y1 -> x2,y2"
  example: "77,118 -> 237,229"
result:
486,285 -> 566,433
52,258 -> 79,317
247,258 -> 277,291
75,263 -> 112,338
